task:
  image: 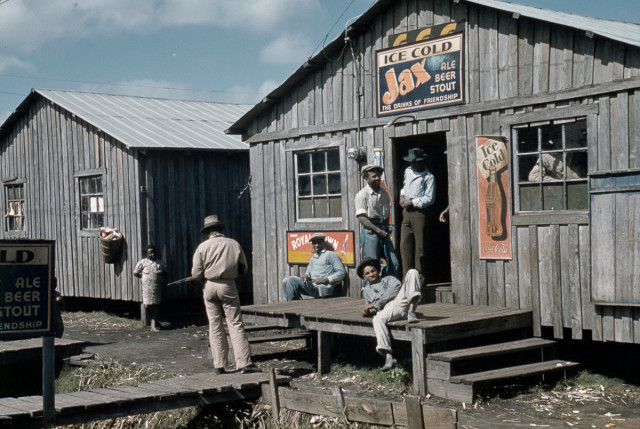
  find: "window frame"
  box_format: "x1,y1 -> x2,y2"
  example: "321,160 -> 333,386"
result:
3,179 -> 26,237
501,104 -> 597,224
75,169 -> 106,235
285,138 -> 347,229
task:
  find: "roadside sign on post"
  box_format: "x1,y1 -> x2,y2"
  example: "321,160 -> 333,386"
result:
0,240 -> 55,339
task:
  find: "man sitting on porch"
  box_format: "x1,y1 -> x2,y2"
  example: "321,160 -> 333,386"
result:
358,257 -> 422,371
282,233 -> 346,300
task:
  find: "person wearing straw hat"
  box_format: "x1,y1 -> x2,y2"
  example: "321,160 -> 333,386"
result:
191,215 -> 259,374
399,148 -> 435,280
357,257 -> 422,371
282,232 -> 346,300
354,164 -> 400,279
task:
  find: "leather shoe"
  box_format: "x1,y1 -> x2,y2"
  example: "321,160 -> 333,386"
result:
381,357 -> 397,372
212,367 -> 225,375
240,364 -> 260,374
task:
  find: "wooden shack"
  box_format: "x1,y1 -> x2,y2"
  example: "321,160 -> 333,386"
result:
0,89 -> 253,303
228,0 -> 640,344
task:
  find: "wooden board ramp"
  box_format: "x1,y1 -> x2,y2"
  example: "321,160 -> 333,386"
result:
0,371 -> 290,428
0,338 -> 86,365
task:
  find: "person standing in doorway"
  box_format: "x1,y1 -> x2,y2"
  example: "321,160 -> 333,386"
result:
399,148 -> 435,280
134,245 -> 167,332
191,215 -> 259,374
354,164 -> 400,279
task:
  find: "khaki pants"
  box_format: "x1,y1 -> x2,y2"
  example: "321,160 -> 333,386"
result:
373,269 -> 422,354
203,280 -> 252,370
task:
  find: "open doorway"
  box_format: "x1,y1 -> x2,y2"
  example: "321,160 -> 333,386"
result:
392,133 -> 451,286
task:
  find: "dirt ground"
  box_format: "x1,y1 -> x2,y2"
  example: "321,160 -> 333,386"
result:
60,307 -> 640,429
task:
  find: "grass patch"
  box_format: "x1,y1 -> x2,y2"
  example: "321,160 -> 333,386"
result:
62,310 -> 141,330
560,369 -> 640,396
329,361 -> 412,391
56,361 -> 173,394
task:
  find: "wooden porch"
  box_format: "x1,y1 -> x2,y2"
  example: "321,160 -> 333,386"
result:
241,298 -> 539,397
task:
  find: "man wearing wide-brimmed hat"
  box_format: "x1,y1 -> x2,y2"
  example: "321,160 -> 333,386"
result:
281,232 -> 346,300
354,164 -> 400,279
357,257 -> 421,371
399,148 -> 435,279
191,215 -> 259,374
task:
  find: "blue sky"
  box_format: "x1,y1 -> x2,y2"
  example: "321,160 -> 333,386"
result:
0,0 -> 637,123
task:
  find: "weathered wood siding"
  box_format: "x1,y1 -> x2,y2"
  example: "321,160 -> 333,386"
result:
0,99 -> 252,303
243,0 -> 640,343
0,98 -> 143,301
141,150 -> 252,302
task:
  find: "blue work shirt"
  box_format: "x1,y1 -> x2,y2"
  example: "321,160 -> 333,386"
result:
401,166 -> 435,209
363,276 -> 402,311
305,249 -> 346,284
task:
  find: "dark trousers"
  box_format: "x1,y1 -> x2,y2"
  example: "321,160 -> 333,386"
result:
400,208 -> 429,279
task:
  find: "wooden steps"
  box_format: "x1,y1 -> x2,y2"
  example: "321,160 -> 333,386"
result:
248,331 -> 313,347
426,337 -> 579,403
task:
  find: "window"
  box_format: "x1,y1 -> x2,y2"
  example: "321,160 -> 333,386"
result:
4,184 -> 25,231
514,118 -> 588,211
79,175 -> 104,229
295,147 -> 342,219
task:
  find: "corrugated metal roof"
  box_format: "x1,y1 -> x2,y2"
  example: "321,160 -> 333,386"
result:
228,0 -> 640,135
466,0 -> 640,47
20,89 -> 251,150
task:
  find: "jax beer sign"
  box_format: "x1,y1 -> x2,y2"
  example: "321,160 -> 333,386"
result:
376,31 -> 464,117
0,240 -> 55,338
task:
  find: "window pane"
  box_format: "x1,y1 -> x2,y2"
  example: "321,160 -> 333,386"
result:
567,182 -> 588,210
329,196 -> 342,217
543,184 -> 564,210
299,198 -> 312,218
82,213 -> 89,229
298,176 -> 311,196
565,121 -> 587,149
516,127 -> 538,153
311,151 -> 326,172
7,186 -> 14,200
95,177 -> 103,193
567,151 -> 588,178
81,196 -> 90,211
313,198 -> 328,218
328,173 -> 341,193
313,175 -> 327,195
541,124 -> 562,150
327,148 -> 340,171
519,185 -> 541,211
297,153 -> 310,174
519,155 -> 539,182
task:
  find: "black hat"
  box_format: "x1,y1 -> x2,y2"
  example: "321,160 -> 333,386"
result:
356,257 -> 381,278
201,215 -> 225,234
403,148 -> 427,162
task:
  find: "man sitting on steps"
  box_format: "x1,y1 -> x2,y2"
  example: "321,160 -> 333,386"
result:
358,257 -> 422,371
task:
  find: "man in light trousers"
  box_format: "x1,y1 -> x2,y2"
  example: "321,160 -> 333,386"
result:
191,215 -> 259,374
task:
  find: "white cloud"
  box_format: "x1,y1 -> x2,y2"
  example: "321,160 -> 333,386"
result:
0,55 -> 34,74
0,0 -> 324,54
260,34 -> 314,65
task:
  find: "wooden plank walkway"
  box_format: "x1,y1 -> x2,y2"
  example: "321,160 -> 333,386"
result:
0,338 -> 85,365
0,371 -> 290,428
242,298 -> 532,395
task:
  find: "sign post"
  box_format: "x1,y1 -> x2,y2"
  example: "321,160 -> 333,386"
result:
0,240 -> 56,426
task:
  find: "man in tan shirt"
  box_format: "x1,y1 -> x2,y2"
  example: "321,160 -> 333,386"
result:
191,215 -> 258,374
